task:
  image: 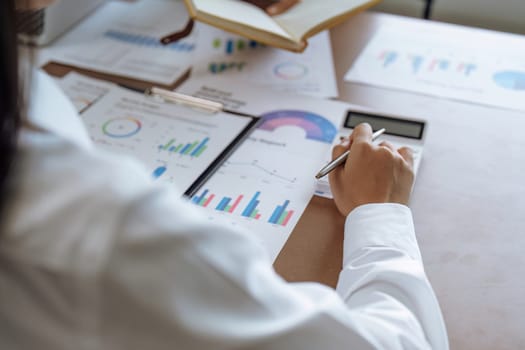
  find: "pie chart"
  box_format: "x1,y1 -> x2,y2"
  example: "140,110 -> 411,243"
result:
493,71 -> 525,91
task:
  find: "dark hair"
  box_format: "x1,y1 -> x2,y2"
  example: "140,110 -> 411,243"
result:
0,0 -> 20,201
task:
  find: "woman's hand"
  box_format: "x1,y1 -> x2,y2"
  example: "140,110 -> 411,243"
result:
328,123 -> 415,217
241,0 -> 299,16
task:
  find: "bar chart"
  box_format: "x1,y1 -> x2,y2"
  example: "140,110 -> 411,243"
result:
240,192 -> 262,220
347,27 -> 525,112
104,30 -> 195,52
158,137 -> 209,157
212,37 -> 261,55
191,189 -> 295,227
209,61 -> 246,74
191,189 -> 215,208
216,194 -> 245,215
268,200 -> 294,226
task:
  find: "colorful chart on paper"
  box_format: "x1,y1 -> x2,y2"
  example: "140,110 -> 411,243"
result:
345,26 -> 525,112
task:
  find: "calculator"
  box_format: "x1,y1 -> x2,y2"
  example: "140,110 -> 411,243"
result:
315,108 -> 426,198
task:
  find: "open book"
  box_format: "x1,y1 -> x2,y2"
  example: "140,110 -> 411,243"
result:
183,0 -> 381,52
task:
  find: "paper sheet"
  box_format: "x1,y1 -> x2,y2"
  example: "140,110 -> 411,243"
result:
345,26 -> 525,112
57,72 -> 115,113
191,24 -> 338,98
44,0 -> 196,86
178,76 -> 349,260
80,84 -> 253,197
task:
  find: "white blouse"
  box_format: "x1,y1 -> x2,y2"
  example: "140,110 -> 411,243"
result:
0,72 -> 448,349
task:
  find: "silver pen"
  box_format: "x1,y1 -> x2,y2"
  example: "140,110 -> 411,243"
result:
315,128 -> 386,179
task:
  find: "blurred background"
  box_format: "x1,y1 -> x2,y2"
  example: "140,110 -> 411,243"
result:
375,0 -> 525,35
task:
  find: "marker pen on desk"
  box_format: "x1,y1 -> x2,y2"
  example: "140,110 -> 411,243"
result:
315,128 -> 386,179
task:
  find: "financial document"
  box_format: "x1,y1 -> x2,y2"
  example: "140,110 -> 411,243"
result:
345,25 -> 525,112
80,84 -> 253,197
178,76 -> 348,260
43,0 -> 196,86
55,72 -> 346,260
191,24 -> 338,98
57,72 -> 114,113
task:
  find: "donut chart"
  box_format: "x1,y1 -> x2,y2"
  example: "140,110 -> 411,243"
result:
258,110 -> 337,144
273,62 -> 308,80
102,117 -> 142,138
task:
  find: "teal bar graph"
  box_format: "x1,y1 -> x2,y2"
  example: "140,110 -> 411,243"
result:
158,137 -> 209,157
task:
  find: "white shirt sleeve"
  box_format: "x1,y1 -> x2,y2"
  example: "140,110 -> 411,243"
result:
98,184 -> 449,349
337,204 -> 449,350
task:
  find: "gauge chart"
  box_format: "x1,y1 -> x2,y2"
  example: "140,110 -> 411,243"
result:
258,110 -> 337,144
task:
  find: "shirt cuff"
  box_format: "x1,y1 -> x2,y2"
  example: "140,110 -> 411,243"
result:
343,203 -> 422,264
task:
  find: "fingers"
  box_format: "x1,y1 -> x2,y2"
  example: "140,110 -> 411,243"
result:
379,142 -> 414,168
331,136 -> 350,160
398,147 -> 414,169
266,0 -> 299,15
349,123 -> 373,144
378,140 -> 396,152
331,122 -> 372,164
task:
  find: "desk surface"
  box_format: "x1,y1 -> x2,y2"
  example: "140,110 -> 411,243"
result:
274,12 -> 525,350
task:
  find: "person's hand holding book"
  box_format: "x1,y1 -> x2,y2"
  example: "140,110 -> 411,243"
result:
180,0 -> 377,52
241,0 -> 300,15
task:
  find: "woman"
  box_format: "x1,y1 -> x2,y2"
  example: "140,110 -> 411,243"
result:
1,1 -> 448,349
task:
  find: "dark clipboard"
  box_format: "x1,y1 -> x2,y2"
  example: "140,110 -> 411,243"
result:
141,88 -> 261,199
184,110 -> 261,198
183,109 -> 260,198
73,80 -> 260,200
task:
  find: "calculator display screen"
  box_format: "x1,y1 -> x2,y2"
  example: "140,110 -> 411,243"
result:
345,111 -> 425,140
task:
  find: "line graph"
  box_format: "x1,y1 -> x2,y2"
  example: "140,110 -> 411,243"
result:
222,159 -> 298,184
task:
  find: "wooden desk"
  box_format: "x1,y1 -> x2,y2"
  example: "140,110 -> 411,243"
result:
275,12 -> 525,350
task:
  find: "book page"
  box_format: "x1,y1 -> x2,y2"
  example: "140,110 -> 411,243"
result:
274,0 -> 378,40
57,72 -> 115,113
193,0 -> 293,39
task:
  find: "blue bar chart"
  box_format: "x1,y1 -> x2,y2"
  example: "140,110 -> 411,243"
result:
241,192 -> 262,220
104,30 -> 195,52
212,37 -> 261,55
